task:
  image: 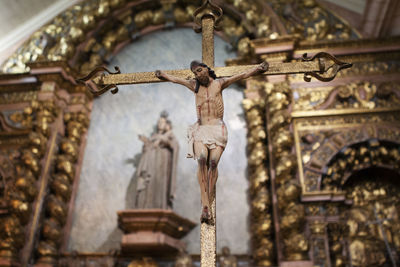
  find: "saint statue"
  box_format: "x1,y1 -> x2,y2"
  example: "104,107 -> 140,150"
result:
132,111 -> 179,209
156,61 -> 268,223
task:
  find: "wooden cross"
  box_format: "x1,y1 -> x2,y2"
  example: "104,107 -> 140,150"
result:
77,1 -> 351,266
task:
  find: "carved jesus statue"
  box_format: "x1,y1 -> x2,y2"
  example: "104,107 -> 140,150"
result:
155,60 -> 268,224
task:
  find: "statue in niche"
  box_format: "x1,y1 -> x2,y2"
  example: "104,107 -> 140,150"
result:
132,111 -> 179,209
218,246 -> 237,267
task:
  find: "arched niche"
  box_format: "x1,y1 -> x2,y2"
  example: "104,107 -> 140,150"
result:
327,166 -> 400,267
321,139 -> 400,191
303,139 -> 400,266
68,27 -> 251,254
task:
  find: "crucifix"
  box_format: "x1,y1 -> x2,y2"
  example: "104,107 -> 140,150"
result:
77,1 -> 351,266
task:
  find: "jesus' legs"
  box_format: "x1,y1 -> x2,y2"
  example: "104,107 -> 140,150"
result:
208,146 -> 224,204
194,141 -> 210,221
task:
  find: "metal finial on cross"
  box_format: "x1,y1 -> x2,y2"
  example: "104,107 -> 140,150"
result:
77,1 -> 352,266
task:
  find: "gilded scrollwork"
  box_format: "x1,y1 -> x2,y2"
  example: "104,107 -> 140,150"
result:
298,122 -> 400,192
265,81 -> 309,261
335,179 -> 400,266
0,151 -> 16,208
58,250 -> 117,266
0,100 -> 59,262
327,223 -> 347,267
267,0 -> 357,41
293,81 -> 400,112
0,0 -> 254,73
282,233 -> 309,261
296,114 -> 400,192
36,111 -> 88,264
290,61 -> 400,82
0,91 -> 38,105
243,80 -> 273,266
1,0 -> 360,74
321,139 -> 400,191
296,113 -> 400,129
128,257 -> 159,267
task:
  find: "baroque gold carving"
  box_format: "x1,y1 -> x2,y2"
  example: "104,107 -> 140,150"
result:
327,223 -> 347,267
297,122 -> 400,192
265,81 -> 308,261
0,91 -> 38,105
1,0 -> 359,74
340,179 -> 400,266
1,1 -> 265,73
128,257 -> 159,267
243,80 -> 273,266
36,111 -> 88,264
290,60 -> 400,82
0,100 -> 59,262
293,81 -> 400,112
295,112 -> 400,129
322,140 -> 400,191
267,0 -> 356,41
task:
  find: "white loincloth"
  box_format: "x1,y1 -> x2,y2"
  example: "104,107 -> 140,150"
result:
187,121 -> 228,159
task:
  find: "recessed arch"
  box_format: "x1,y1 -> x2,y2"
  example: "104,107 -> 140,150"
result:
321,139 -> 400,191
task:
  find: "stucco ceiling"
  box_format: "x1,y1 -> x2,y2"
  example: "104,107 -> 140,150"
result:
0,0 -> 79,64
0,0 -> 58,37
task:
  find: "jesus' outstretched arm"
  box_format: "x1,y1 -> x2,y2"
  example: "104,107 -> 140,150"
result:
155,70 -> 195,92
219,61 -> 268,90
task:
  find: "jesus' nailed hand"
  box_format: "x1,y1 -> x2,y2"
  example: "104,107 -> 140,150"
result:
155,61 -> 268,225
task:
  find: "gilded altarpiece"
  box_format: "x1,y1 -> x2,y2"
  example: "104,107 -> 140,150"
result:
0,0 -> 399,266
254,38 -> 400,266
0,63 -> 91,266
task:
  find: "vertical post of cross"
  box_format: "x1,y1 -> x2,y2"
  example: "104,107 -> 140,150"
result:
201,16 -> 215,67
200,15 -> 217,267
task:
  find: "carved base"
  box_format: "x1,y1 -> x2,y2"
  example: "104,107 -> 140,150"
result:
0,258 -> 20,267
122,231 -> 184,254
117,209 -> 196,256
280,261 -> 313,267
34,256 -> 57,267
34,263 -> 55,267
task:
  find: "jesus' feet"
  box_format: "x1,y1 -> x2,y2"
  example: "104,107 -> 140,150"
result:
200,206 -> 210,224
200,206 -> 214,225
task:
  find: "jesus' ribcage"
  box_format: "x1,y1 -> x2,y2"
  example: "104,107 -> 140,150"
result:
196,92 -> 224,122
214,93 -> 224,119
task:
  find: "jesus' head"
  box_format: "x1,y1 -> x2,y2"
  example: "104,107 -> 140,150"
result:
190,60 -> 217,93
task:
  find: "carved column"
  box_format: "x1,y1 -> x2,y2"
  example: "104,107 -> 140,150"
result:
0,62 -> 92,266
0,96 -> 60,266
35,110 -> 89,266
265,81 -> 310,266
243,79 -> 274,266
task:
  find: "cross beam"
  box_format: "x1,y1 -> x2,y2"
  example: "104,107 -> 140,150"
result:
77,55 -> 350,96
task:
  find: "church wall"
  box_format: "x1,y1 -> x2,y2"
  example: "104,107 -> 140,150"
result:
68,28 -> 251,255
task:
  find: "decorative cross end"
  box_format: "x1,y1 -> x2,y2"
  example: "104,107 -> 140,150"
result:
302,52 -> 353,82
193,0 -> 223,33
76,66 -> 121,96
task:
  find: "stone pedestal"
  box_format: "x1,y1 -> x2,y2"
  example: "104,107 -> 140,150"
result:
117,209 -> 196,256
